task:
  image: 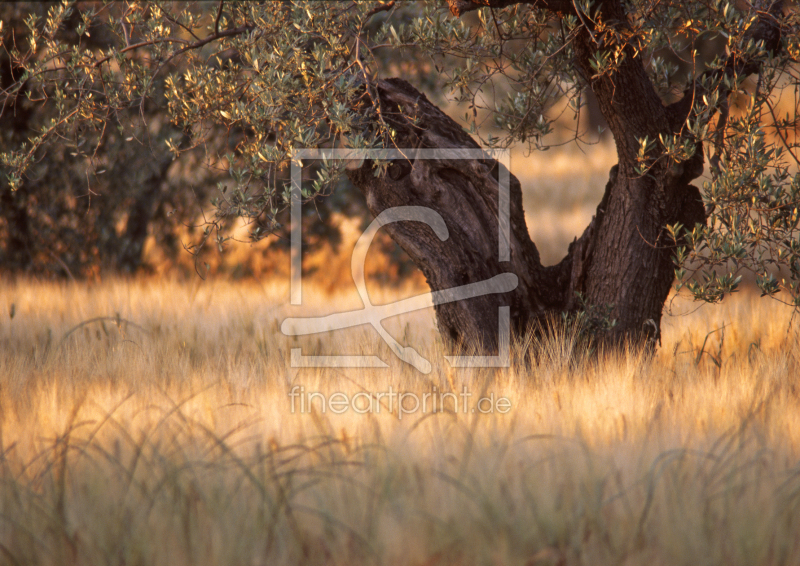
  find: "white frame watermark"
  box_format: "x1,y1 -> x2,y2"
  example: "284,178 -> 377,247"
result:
280,148 -> 516,374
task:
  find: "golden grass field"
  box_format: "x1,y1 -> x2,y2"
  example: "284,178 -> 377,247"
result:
1,273 -> 800,566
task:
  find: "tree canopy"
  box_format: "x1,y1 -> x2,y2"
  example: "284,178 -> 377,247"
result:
2,1 -> 800,343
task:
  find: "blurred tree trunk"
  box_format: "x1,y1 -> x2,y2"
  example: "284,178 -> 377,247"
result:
0,12 -> 34,272
0,2 -> 182,277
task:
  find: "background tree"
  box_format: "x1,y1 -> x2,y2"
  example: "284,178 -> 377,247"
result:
2,0 -> 799,350
0,1 -> 407,279
0,2 -> 207,277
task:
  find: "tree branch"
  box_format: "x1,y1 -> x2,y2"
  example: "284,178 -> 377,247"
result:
667,0 -> 785,130
365,1 -> 396,19
92,38 -> 187,67
446,0 -> 575,17
92,24 -> 253,69
168,24 -> 254,60
570,0 -> 672,157
214,0 -> 224,35
446,0 -> 673,156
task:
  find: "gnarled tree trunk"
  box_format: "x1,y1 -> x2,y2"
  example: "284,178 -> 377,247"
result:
345,0 -> 781,353
347,78 -> 703,351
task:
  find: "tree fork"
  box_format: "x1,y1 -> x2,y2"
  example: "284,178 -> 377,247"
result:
441,0 -> 787,346
346,74 -> 709,351
432,0 -> 783,344
347,78 -> 621,350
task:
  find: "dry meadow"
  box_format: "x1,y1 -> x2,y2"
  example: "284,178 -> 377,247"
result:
1,275 -> 799,566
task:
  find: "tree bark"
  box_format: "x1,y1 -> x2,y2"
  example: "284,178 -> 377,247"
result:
565,3 -> 708,346
347,81 -> 567,350
346,75 -> 704,351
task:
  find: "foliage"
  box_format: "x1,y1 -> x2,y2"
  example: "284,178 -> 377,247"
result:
0,2 -> 218,276
1,0 -> 799,305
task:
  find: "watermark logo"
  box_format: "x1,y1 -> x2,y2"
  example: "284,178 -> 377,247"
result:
281,148 -> 516,373
288,385 -> 512,419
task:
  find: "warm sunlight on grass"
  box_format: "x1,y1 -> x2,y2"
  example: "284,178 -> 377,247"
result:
1,277 -> 799,565
515,142 -> 616,266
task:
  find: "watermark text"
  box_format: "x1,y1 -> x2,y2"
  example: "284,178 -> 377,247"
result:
288,386 -> 511,419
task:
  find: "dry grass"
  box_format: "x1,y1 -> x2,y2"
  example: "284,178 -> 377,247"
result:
1,275 -> 800,566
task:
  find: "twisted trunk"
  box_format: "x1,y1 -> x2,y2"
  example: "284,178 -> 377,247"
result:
348,79 -> 569,348
347,77 -> 704,351
345,0 -> 782,352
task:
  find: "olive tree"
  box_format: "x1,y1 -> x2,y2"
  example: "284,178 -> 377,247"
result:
0,2 -> 209,277
2,0 -> 799,349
